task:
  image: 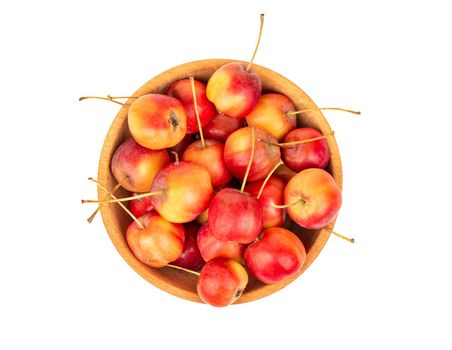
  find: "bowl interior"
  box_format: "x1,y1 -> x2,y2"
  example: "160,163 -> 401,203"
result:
98,59 -> 342,304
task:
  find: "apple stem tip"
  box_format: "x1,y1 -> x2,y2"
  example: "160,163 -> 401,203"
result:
171,151 -> 179,164
246,13 -> 265,72
331,230 -> 355,243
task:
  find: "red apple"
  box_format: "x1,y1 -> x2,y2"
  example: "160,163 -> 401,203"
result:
111,138 -> 170,192
197,223 -> 245,262
206,62 -> 261,118
150,161 -> 214,223
128,94 -> 187,149
172,221 -> 205,270
244,227 -> 306,284
167,79 -> 216,134
274,163 -> 297,183
203,112 -> 244,141
224,127 -> 281,182
246,93 -> 297,140
167,133 -> 195,159
245,176 -> 285,229
129,192 -> 154,218
126,212 -> 185,268
284,168 -> 341,229
282,128 -> 330,172
182,139 -> 232,188
197,257 -> 248,307
208,188 -> 263,244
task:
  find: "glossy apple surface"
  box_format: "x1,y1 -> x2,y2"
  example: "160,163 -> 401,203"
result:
245,176 -> 285,228
151,161 -> 214,223
244,227 -> 306,284
182,139 -> 232,188
208,188 -> 263,244
126,212 -> 185,268
284,168 -> 341,229
197,257 -> 248,307
224,126 -> 281,182
167,79 -> 216,134
111,138 -> 170,192
172,221 -> 204,270
197,223 -> 245,262
282,128 -> 330,172
246,93 -> 296,140
129,193 -> 154,218
206,62 -> 261,118
128,94 -> 187,149
203,112 -> 244,141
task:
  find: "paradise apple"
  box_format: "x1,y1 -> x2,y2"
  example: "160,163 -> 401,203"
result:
111,138 -> 170,192
284,168 -> 341,229
245,227 -> 306,284
128,94 -> 187,149
129,192 -> 154,218
197,257 -> 248,307
197,223 -> 245,262
172,221 -> 204,270
126,212 -> 185,268
203,112 -> 244,141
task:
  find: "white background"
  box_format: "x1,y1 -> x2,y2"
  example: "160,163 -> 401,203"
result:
1,0 -> 451,349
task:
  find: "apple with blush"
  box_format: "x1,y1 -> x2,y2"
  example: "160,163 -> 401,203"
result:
111,138 -> 170,192
197,223 -> 245,262
203,112 -> 244,141
172,221 -> 205,270
244,227 -> 306,284
197,257 -> 248,307
129,192 -> 154,218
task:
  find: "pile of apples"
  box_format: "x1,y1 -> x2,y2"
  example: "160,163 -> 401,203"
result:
83,15 -> 346,307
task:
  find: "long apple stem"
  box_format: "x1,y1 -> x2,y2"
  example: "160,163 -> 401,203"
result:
241,126 -> 256,193
257,160 -> 283,199
246,14 -> 265,72
78,95 -> 126,106
286,107 -> 361,117
106,95 -> 140,99
166,264 -> 201,276
87,176 -> 128,223
82,190 -> 164,205
270,198 -> 304,209
171,151 -> 179,164
190,77 -> 205,148
331,230 -> 355,243
87,177 -> 144,229
259,131 -> 335,148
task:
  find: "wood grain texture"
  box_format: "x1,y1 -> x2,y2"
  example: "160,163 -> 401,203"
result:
97,59 -> 342,304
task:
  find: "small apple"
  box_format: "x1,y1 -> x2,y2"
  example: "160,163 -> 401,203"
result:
129,192 -> 154,218
197,223 -> 245,262
203,112 -> 244,141
172,221 -> 205,270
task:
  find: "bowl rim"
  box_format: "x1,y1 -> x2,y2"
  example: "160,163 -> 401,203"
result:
98,58 -> 342,304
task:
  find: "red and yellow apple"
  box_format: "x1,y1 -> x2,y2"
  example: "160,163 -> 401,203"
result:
203,112 -> 244,141
197,223 -> 245,262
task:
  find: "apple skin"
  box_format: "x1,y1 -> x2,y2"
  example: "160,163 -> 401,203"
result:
197,257 -> 248,307
197,223 -> 245,262
245,176 -> 285,229
224,127 -> 281,182
166,79 -> 216,134
182,139 -> 232,188
203,112 -> 244,142
244,227 -> 306,284
284,168 -> 342,229
111,138 -> 170,192
172,222 -> 205,270
245,93 -> 297,140
197,208 -> 208,225
128,94 -> 187,150
282,128 -> 330,172
151,161 -> 214,223
208,188 -> 263,244
206,62 -> 261,118
126,212 -> 185,268
129,193 -> 154,218
274,163 -> 297,183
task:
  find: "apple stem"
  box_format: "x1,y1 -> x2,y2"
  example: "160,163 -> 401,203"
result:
82,190 -> 164,205
166,264 -> 201,276
87,176 -> 128,223
171,151 -> 179,164
87,177 -> 144,229
257,160 -> 283,199
106,95 -> 140,99
78,95 -> 128,107
241,126 -> 256,193
286,107 -> 361,117
259,131 -> 335,148
331,230 -> 355,243
190,77 -> 205,148
270,198 -> 305,209
246,14 -> 265,72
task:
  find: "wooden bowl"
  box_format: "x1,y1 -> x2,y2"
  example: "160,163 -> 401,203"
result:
98,59 -> 342,304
